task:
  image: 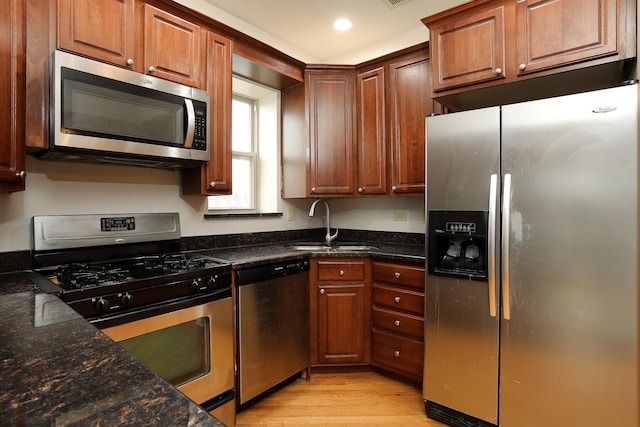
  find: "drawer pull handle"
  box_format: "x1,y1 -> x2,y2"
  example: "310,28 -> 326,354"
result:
339,270 -> 344,276
394,350 -> 400,357
394,320 -> 400,327
320,289 -> 325,295
394,296 -> 401,303
394,272 -> 401,279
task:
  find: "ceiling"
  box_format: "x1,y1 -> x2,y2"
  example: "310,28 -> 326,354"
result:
178,0 -> 468,64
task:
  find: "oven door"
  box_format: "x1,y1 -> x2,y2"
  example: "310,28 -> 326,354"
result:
102,296 -> 233,405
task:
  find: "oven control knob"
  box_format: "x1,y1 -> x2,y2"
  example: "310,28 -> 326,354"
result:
207,276 -> 217,288
120,293 -> 134,307
95,298 -> 110,313
190,279 -> 201,292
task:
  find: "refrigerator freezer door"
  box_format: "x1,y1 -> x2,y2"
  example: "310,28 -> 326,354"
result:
424,107 -> 500,424
500,85 -> 639,427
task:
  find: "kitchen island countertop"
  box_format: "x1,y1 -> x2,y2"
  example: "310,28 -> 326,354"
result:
0,272 -> 224,427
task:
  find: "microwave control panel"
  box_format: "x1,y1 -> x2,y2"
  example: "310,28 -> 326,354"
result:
192,100 -> 207,151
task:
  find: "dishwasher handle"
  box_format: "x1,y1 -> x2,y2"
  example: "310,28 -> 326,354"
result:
236,258 -> 310,285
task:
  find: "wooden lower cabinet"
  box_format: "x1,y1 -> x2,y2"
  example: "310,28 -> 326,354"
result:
372,329 -> 423,378
309,256 -> 426,384
310,258 -> 371,366
371,260 -> 425,382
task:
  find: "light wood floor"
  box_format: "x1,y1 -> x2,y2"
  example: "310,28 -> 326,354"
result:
235,371 -> 448,427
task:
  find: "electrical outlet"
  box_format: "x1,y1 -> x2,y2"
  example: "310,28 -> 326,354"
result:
287,207 -> 297,221
393,210 -> 408,222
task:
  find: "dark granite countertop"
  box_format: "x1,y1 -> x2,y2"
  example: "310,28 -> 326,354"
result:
194,241 -> 425,269
0,273 -> 224,427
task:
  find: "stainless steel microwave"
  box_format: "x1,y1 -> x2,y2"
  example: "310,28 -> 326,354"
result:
44,50 -> 210,169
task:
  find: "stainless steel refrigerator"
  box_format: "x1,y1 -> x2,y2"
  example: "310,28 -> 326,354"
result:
423,84 -> 639,427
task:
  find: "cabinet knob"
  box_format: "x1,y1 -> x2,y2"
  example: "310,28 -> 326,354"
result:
394,350 -> 400,357
126,58 -> 134,66
357,187 -> 363,193
339,270 -> 344,276
394,272 -> 401,279
391,185 -> 397,192
394,296 -> 401,303
148,66 -> 156,73
209,181 -> 216,188
16,171 -> 26,179
494,68 -> 502,75
519,63 -> 526,71
394,320 -> 400,327
320,288 -> 325,295
311,187 -> 316,193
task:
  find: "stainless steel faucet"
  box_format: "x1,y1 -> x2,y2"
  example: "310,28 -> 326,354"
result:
309,199 -> 338,246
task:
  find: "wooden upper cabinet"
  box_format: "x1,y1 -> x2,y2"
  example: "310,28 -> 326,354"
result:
356,67 -> 386,195
143,4 -> 205,89
181,31 -> 232,195
427,1 -> 508,92
388,54 -> 430,195
58,0 -> 205,89
57,0 -> 135,68
515,0 -> 618,75
0,0 -> 26,192
306,69 -> 356,197
423,0 -> 636,106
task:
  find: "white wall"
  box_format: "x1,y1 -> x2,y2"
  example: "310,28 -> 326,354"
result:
0,156 -> 425,253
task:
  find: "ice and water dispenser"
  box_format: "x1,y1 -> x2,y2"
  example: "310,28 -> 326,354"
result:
427,211 -> 488,281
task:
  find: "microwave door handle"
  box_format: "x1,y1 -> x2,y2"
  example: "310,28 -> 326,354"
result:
184,99 -> 195,148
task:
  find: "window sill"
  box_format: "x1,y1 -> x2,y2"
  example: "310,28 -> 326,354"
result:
204,212 -> 283,219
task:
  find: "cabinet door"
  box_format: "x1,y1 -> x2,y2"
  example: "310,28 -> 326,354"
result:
356,67 -> 386,195
205,32 -> 232,193
388,56 -> 429,194
58,0 -> 135,68
428,1 -> 507,92
143,4 -> 204,89
317,284 -> 368,364
306,71 -> 356,196
181,32 -> 232,195
515,0 -> 618,75
0,0 -> 26,192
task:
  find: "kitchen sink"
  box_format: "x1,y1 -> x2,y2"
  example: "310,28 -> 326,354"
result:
288,244 -> 378,252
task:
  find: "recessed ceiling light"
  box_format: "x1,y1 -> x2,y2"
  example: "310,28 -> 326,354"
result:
333,18 -> 353,32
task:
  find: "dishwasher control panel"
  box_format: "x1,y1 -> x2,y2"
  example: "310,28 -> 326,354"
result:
271,259 -> 310,276
236,258 -> 310,285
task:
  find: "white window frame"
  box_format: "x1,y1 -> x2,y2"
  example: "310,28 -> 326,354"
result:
207,95 -> 258,212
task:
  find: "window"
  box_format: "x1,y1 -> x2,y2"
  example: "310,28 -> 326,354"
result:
208,78 -> 279,213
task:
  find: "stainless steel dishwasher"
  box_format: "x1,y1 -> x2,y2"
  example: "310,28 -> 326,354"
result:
235,258 -> 310,405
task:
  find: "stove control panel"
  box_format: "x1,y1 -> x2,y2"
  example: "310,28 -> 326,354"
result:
101,216 -> 135,232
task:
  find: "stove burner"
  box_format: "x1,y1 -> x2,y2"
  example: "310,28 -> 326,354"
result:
51,254 -> 223,290
56,265 -> 133,290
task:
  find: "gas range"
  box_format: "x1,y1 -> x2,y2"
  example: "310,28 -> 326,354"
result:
30,213 -> 231,327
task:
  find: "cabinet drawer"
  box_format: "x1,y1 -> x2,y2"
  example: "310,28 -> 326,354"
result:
317,261 -> 365,281
373,284 -> 424,315
372,261 -> 425,289
372,306 -> 423,340
372,329 -> 423,377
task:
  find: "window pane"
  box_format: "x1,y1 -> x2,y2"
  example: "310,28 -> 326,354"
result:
207,156 -> 254,210
232,99 -> 252,152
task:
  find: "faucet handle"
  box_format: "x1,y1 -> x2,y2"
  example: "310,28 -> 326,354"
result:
327,227 -> 339,245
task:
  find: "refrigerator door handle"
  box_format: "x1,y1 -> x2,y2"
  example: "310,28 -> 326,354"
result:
502,173 -> 512,320
487,174 -> 498,317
